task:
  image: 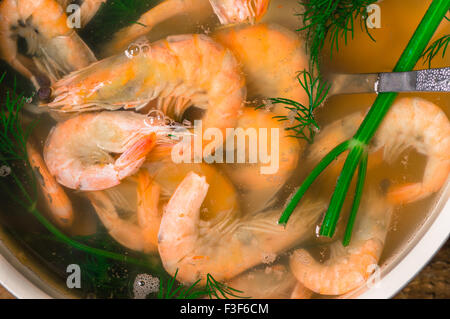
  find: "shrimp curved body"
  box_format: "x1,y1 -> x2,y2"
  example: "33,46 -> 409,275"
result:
43,34 -> 246,153
86,169 -> 162,253
374,97 -> 450,205
290,190 -> 393,295
43,111 -> 176,191
213,23 -> 310,118
212,23 -> 309,207
158,172 -> 327,284
102,0 -> 270,56
87,162 -> 240,253
307,97 -> 450,204
0,0 -> 96,87
27,141 -> 74,228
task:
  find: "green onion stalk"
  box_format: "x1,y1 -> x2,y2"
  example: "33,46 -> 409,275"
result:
279,0 -> 450,246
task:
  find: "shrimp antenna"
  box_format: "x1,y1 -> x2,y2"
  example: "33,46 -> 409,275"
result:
279,0 -> 450,246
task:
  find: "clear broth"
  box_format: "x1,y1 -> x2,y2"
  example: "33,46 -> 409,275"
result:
0,0 -> 449,299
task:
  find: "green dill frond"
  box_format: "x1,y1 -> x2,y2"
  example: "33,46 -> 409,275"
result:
421,34 -> 450,67
258,70 -> 330,144
202,274 -> 249,299
157,269 -> 203,299
298,0 -> 378,71
157,270 -> 249,299
0,74 -> 32,162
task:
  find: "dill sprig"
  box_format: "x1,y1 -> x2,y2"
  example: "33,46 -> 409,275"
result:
202,274 -> 250,299
259,71 -> 330,144
158,269 -> 203,299
0,74 -> 34,162
158,270 -> 249,299
280,0 -> 450,244
421,34 -> 450,67
298,0 -> 377,71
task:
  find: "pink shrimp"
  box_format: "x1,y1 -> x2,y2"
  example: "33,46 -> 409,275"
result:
43,111 -> 177,191
289,190 -> 393,296
158,172 -> 327,284
0,0 -> 96,87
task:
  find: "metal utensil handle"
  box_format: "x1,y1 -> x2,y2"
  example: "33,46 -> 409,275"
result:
416,67 -> 450,92
378,67 -> 450,93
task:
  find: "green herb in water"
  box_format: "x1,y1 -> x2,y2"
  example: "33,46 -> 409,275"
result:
158,269 -> 249,299
257,71 -> 330,144
421,33 -> 450,67
298,0 -> 378,71
280,0 -> 450,245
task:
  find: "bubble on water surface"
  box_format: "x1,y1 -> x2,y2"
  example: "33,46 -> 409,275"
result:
0,165 -> 11,177
133,274 -> 160,299
261,252 -> 276,264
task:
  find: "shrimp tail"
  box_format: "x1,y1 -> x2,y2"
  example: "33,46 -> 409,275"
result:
87,191 -> 156,253
137,170 -> 162,248
115,133 -> 157,180
387,182 -> 429,205
290,239 -> 383,296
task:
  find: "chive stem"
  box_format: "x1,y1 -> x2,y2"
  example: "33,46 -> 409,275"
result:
343,151 -> 368,246
281,0 -> 450,244
319,143 -> 365,237
278,140 -> 350,225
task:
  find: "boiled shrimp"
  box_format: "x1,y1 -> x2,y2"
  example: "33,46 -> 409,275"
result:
307,97 -> 450,204
289,189 -> 393,295
87,162 -> 240,252
373,97 -> 450,205
212,23 -> 309,209
0,0 -> 96,87
102,0 -> 270,56
212,23 -> 310,118
42,34 -> 246,154
43,111 -> 178,191
86,170 -> 162,253
158,171 -> 327,284
219,108 -> 302,213
27,141 -> 74,228
209,0 -> 269,25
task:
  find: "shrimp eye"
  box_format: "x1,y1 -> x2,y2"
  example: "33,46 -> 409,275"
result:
141,45 -> 150,53
126,44 -> 140,57
38,87 -> 52,101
